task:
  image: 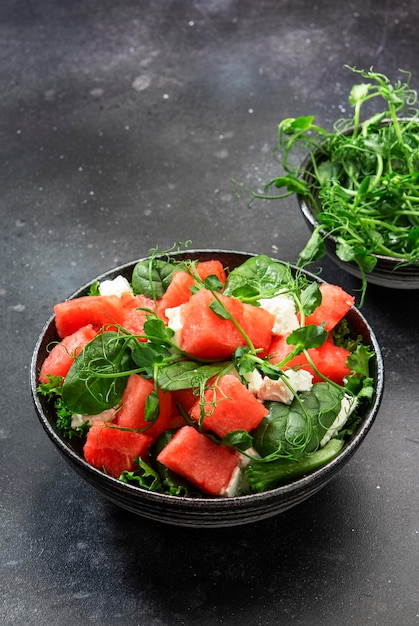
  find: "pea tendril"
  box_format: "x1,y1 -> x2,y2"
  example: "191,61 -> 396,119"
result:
233,66 -> 419,304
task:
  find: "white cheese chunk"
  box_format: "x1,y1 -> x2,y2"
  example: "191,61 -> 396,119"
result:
165,305 -> 183,345
220,448 -> 262,497
219,466 -> 242,498
237,447 -> 261,467
71,407 -> 117,430
257,369 -> 314,404
244,368 -> 313,404
99,275 -> 133,297
319,395 -> 358,447
259,294 -> 300,335
243,368 -> 264,395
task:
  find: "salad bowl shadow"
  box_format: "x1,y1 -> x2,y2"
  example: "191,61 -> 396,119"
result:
31,250 -> 384,528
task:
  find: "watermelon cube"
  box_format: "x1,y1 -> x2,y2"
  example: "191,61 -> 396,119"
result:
179,289 -> 275,360
189,374 -> 268,438
114,374 -> 173,441
83,419 -> 152,478
156,270 -> 195,318
156,260 -> 228,319
54,295 -> 125,338
121,307 -> 151,340
120,292 -> 156,312
171,387 -> 198,413
120,293 -> 159,340
39,324 -> 97,383
302,283 -> 354,332
311,337 -> 351,384
269,334 -> 351,385
156,425 -> 239,496
195,259 -> 227,285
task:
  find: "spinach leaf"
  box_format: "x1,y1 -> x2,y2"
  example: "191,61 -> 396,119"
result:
222,429 -> 254,452
129,316 -> 177,376
246,438 -> 344,492
253,382 -> 344,459
157,360 -> 230,391
130,341 -> 172,378
223,255 -> 293,302
131,258 -> 177,299
300,281 -> 322,316
280,324 -> 327,365
62,332 -> 136,415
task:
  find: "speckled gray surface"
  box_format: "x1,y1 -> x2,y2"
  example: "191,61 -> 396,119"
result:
1,1 -> 419,624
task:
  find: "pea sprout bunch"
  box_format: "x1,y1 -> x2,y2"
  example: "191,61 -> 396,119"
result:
234,66 -> 419,304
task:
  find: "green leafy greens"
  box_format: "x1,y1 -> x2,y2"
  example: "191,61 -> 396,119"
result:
233,66 -> 419,305
62,332 -> 138,415
253,382 -> 345,460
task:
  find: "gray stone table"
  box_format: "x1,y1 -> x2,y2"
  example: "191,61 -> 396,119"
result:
1,1 -> 418,624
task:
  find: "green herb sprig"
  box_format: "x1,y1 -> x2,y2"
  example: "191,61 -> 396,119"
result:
233,66 -> 419,304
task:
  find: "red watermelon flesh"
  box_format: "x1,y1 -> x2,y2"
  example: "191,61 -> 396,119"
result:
166,412 -> 189,430
302,283 -> 355,332
269,334 -> 351,384
195,259 -> 227,285
171,387 -> 198,413
120,292 -> 156,311
157,271 -> 195,318
312,337 -> 351,384
83,419 -> 152,478
156,260 -> 228,318
54,295 -> 125,338
39,324 -> 97,384
121,307 -> 151,340
114,374 -> 173,441
189,374 -> 268,438
179,289 -> 275,360
156,425 -> 239,496
121,293 -> 160,340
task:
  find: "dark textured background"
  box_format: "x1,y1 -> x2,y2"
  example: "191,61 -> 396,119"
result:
1,1 -> 418,624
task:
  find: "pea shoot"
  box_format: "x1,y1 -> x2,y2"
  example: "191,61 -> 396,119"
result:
233,66 -> 419,304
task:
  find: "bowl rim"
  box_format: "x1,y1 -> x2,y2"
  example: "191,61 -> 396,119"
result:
30,249 -> 385,511
298,194 -> 419,267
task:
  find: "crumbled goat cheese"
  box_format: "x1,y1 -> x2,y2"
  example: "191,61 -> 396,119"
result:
219,466 -> 242,497
244,368 -> 264,395
258,369 -> 313,404
99,275 -> 133,297
238,447 -> 261,467
244,368 -> 313,404
71,407 -> 117,430
165,305 -> 183,345
319,395 -> 358,447
220,448 -> 261,497
259,294 -> 300,335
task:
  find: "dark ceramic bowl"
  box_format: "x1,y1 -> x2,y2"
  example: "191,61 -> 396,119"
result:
31,250 -> 384,528
298,193 -> 419,289
297,120 -> 419,290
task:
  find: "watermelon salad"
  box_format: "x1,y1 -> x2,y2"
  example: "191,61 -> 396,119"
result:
36,253 -> 375,498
